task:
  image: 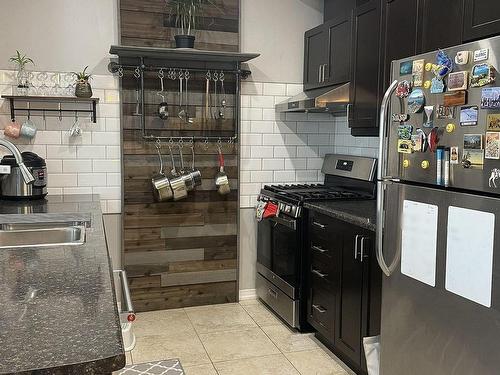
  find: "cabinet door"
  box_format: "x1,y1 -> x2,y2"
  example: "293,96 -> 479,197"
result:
463,0 -> 500,41
304,25 -> 327,90
382,0 -> 423,87
334,224 -> 367,368
349,0 -> 382,130
325,16 -> 352,85
421,0 -> 464,52
324,0 -> 355,22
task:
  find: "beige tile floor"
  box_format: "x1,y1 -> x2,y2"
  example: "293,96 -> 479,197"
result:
123,299 -> 355,375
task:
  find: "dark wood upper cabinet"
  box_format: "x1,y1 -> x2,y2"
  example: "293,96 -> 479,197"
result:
324,0 -> 356,22
349,0 -> 382,131
304,25 -> 328,90
325,16 -> 352,85
463,0 -> 500,41
420,0 -> 464,52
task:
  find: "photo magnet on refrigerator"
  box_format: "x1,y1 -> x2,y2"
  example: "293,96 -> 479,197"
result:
400,61 -> 413,75
455,51 -> 470,65
459,106 -> 479,126
480,87 -> 500,109
487,114 -> 500,131
444,91 -> 466,106
485,132 -> 500,160
430,77 -> 445,93
447,71 -> 468,91
408,89 -> 425,113
412,59 -> 425,87
450,146 -> 459,164
463,134 -> 483,150
471,64 -> 495,88
437,105 -> 455,119
473,48 -> 489,62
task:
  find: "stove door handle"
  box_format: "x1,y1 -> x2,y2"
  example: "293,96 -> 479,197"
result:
312,245 -> 328,254
312,268 -> 328,278
312,221 -> 326,229
269,215 -> 297,230
313,304 -> 327,313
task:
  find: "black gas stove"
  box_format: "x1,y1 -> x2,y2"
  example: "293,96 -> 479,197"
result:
256,154 -> 377,331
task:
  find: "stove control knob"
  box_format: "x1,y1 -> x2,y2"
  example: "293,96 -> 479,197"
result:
285,205 -> 292,213
403,159 -> 410,168
421,160 -> 430,169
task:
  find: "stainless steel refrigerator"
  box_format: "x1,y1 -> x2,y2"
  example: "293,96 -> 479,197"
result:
377,35 -> 500,375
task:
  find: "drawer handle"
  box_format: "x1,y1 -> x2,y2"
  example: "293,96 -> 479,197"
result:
268,288 -> 278,299
312,245 -> 328,253
313,221 -> 326,229
313,304 -> 327,313
312,269 -> 328,278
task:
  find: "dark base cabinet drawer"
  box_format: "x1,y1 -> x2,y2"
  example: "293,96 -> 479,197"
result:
307,281 -> 335,340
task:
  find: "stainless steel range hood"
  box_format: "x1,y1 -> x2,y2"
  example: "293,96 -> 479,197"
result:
275,83 -> 350,114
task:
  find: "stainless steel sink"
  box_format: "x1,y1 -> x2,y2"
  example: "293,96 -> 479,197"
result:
0,223 -> 86,249
0,221 -> 88,231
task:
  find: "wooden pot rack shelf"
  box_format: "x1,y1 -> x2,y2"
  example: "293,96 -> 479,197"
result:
1,95 -> 99,123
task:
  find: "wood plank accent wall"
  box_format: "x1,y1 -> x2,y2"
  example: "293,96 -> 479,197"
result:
120,0 -> 239,52
119,0 -> 241,312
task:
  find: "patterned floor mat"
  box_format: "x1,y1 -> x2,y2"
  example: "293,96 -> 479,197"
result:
115,359 -> 184,374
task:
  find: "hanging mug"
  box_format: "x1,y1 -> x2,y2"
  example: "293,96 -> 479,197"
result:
4,121 -> 21,139
20,118 -> 37,139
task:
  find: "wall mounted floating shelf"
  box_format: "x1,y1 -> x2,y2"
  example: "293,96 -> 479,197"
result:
1,95 -> 99,123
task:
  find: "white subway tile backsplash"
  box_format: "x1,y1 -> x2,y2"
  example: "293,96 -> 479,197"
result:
250,146 -> 274,158
77,146 -> 106,159
263,83 -> 287,96
240,183 -> 261,196
296,121 -> 318,133
241,82 -> 263,96
250,95 -> 275,109
285,158 -> 306,170
296,146 -> 319,158
92,159 -> 120,173
274,121 -> 296,134
106,200 -> 122,213
241,133 -> 262,146
274,170 -> 296,183
46,160 -> 62,173
105,118 -> 121,131
241,107 -> 263,121
92,186 -> 121,200
296,170 -> 318,182
63,160 -> 92,173
262,109 -> 276,121
286,83 -> 303,96
50,174 -> 78,187
250,121 -> 274,134
78,173 -> 107,187
262,158 -> 284,171
308,134 -> 332,146
63,187 -> 93,195
262,134 -> 285,146
241,159 -> 262,171
46,145 -> 77,159
92,132 -> 120,145
274,146 -> 297,158
106,146 -> 121,159
285,133 -> 307,146
251,171 -> 273,183
307,158 -> 324,169
98,104 -> 120,118
32,131 -> 61,145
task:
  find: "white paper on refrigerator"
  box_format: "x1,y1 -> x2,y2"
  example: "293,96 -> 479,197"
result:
445,206 -> 495,307
401,200 -> 438,287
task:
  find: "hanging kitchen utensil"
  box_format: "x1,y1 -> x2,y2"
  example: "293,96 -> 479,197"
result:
205,71 -> 211,121
168,140 -> 188,201
151,140 -> 173,201
183,70 -> 194,124
132,67 -> 141,116
69,111 -> 82,137
219,71 -> 227,119
157,69 -> 169,120
215,140 -> 230,195
212,72 -> 219,120
178,70 -> 185,121
187,140 -> 202,188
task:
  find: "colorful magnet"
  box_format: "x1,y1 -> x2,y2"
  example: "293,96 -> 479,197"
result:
470,63 -> 495,87
400,61 -> 413,75
480,87 -> 500,109
473,48 -> 489,62
396,80 -> 412,98
455,51 -> 470,65
398,124 -> 413,140
463,134 -> 483,150
432,50 -> 453,79
447,71 -> 468,91
462,149 -> 484,169
392,113 -> 410,122
485,132 -> 500,159
412,59 -> 425,87
408,88 -> 425,113
397,139 -> 413,154
450,146 -> 459,164
444,91 -> 466,106
428,127 -> 439,152
487,114 -> 500,131
459,106 -> 478,126
437,105 -> 455,119
488,168 -> 500,188
416,128 -> 428,152
430,77 -> 445,93
424,80 -> 431,89
423,105 -> 434,128
412,129 -> 426,152
425,63 -> 433,72
446,123 -> 456,133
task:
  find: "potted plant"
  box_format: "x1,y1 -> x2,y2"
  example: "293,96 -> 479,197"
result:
74,66 -> 93,98
9,51 -> 34,95
166,0 -> 216,48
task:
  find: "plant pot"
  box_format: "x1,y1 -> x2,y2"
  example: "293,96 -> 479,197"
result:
174,35 -> 195,49
16,68 -> 30,95
75,80 -> 93,98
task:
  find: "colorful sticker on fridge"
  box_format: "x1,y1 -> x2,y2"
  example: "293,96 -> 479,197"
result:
447,71 -> 468,91
471,63 -> 495,88
480,87 -> 500,109
488,168 -> 500,188
455,51 -> 470,65
400,61 -> 413,75
459,106 -> 478,126
408,88 -> 425,113
444,91 -> 466,106
396,80 -> 412,98
412,59 -> 425,87
398,124 -> 413,140
430,77 -> 445,93
485,132 -> 500,159
423,106 -> 434,128
463,134 -> 483,150
398,139 -> 413,154
392,113 -> 410,122
411,134 -> 423,152
486,114 -> 500,131
462,149 -> 484,169
450,146 -> 459,164
473,48 -> 489,62
437,105 -> 455,119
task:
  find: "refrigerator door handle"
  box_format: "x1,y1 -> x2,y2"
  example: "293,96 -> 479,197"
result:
377,181 -> 393,276
354,234 -> 360,260
377,80 -> 398,181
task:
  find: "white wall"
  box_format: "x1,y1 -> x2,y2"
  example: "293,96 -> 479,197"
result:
0,0 -> 118,74
240,0 -> 324,83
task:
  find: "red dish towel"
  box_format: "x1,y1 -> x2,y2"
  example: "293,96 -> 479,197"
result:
263,202 -> 279,219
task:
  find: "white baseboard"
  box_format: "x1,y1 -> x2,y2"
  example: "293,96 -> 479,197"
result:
239,288 -> 257,301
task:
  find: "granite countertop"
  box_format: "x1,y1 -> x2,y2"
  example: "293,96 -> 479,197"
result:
0,195 -> 125,375
304,199 -> 377,232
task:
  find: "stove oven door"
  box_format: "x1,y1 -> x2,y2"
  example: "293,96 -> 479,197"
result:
257,215 -> 300,298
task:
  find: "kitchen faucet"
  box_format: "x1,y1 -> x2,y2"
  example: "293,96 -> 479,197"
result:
0,138 -> 34,184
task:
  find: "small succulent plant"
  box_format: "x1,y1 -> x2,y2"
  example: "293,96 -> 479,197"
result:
9,51 -> 34,70
74,66 -> 92,83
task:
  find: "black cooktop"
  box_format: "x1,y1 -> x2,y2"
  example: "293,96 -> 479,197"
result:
261,183 -> 372,203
